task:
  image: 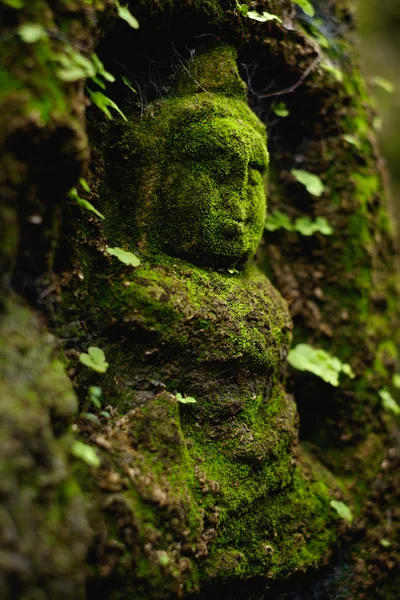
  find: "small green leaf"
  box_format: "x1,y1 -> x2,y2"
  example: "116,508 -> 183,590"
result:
372,76 -> 395,94
291,169 -> 325,197
76,198 -> 105,219
292,0 -> 314,17
87,89 -> 127,121
122,75 -> 137,93
89,346 -> 105,363
81,412 -> 101,425
114,0 -> 139,29
79,346 -> 109,374
89,385 -> 102,399
380,538 -> 391,548
107,247 -> 141,267
288,344 -> 353,387
330,500 -> 353,523
18,23 -> 47,43
293,217 -> 316,236
100,411 -> 111,419
343,134 -> 361,149
91,53 -> 115,83
273,102 -> 290,117
176,393 -> 197,404
265,211 -> 294,232
392,374 -> 400,389
69,187 -> 105,220
71,440 -> 101,467
247,10 -> 282,23
79,178 -> 91,193
379,389 -> 400,416
314,216 -> 333,235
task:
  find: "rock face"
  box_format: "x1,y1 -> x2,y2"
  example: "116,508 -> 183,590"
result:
1,1 -> 400,599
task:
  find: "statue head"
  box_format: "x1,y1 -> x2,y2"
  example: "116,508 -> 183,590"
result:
156,95 -> 269,269
123,46 -> 269,270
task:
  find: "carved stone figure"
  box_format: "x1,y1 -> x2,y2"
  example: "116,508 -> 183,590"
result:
60,45 -> 339,598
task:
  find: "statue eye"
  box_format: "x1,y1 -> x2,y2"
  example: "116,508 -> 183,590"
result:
248,164 -> 264,186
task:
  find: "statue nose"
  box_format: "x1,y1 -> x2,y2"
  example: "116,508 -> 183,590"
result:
224,191 -> 246,221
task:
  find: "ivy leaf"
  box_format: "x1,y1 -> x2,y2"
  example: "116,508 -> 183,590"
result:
71,440 -> 101,467
330,500 -> 353,523
114,0 -> 139,29
291,169 -> 325,197
372,76 -> 394,94
292,0 -> 314,17
18,23 -> 47,43
79,346 -> 109,374
107,247 -> 141,267
287,344 -> 354,387
379,389 -> 400,415
273,101 -> 289,117
87,89 -> 127,121
247,10 -> 282,23
176,393 -> 197,404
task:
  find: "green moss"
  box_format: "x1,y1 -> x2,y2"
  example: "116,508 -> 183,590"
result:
0,295 -> 90,597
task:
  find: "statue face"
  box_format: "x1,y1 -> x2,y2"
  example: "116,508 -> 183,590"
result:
159,99 -> 269,268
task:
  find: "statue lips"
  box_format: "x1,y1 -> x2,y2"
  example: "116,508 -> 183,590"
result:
221,218 -> 245,238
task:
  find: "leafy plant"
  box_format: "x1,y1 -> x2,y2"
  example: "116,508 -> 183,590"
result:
236,2 -> 282,23
273,101 -> 289,117
379,389 -> 400,416
71,440 -> 101,467
265,211 -> 332,236
330,500 -> 353,523
292,0 -> 314,17
68,184 -> 105,220
291,169 -> 325,196
287,344 -> 354,387
79,346 -> 109,374
107,247 -> 141,267
380,538 -> 391,548
176,393 -> 197,404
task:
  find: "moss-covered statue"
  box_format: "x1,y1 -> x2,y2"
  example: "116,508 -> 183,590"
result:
60,46 -> 340,598
2,0 -> 399,597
